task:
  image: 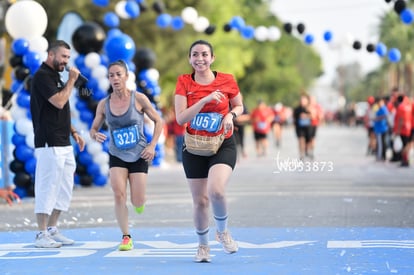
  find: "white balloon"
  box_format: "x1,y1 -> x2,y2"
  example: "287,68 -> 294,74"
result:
25,132 -> 35,148
94,152 -> 109,166
193,16 -> 209,33
5,0 -> 48,39
87,141 -> 102,156
267,26 -> 281,41
127,80 -> 137,91
146,68 -> 159,82
254,26 -> 268,42
115,1 -> 131,19
99,163 -> 109,175
10,105 -> 26,121
98,77 -> 110,91
85,52 -> 101,69
92,65 -> 108,79
29,36 -> 48,53
15,118 -> 33,136
181,7 -> 198,24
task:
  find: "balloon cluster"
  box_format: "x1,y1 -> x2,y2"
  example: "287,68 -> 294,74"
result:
4,0 -> 49,198
282,18 -> 401,63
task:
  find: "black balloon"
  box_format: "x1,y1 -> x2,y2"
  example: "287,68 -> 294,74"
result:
152,1 -> 165,14
366,43 -> 375,53
353,41 -> 362,50
9,54 -> 23,68
9,159 -> 25,173
72,22 -> 106,55
283,23 -> 293,34
223,23 -> 232,32
14,66 -> 30,81
134,48 -> 156,72
205,25 -> 216,35
13,172 -> 32,188
80,175 -> 93,186
394,0 -> 406,14
296,23 -> 305,34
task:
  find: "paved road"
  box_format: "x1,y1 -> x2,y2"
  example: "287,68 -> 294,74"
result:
1,124 -> 414,274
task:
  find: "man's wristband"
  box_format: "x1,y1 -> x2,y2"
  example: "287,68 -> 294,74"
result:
230,111 -> 237,120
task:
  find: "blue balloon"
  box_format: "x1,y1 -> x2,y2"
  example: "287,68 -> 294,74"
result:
376,42 -> 387,57
156,14 -> 172,28
304,34 -> 314,45
241,26 -> 255,39
94,174 -> 107,186
15,144 -> 34,162
323,31 -> 333,42
87,163 -> 100,177
107,28 -> 122,39
400,9 -> 414,24
16,91 -> 31,109
92,0 -> 109,7
103,12 -> 120,28
24,157 -> 36,175
171,16 -> 185,31
10,80 -> 23,93
12,133 -> 26,146
13,186 -> 27,199
78,151 -> 93,165
104,33 -> 136,62
80,109 -> 94,124
125,1 -> 140,18
388,48 -> 401,63
12,38 -> 29,56
229,16 -> 245,31
23,51 -> 41,69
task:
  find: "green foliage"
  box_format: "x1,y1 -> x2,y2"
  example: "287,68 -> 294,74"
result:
32,0 -> 322,109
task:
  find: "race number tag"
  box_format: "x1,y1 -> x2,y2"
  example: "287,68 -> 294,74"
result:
112,125 -> 139,149
190,113 -> 223,133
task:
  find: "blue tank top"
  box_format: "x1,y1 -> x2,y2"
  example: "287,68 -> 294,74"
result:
105,91 -> 147,162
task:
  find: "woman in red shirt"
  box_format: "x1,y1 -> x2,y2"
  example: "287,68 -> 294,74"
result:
174,40 -> 244,262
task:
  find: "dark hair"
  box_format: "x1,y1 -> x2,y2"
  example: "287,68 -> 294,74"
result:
108,59 -> 129,72
47,40 -> 70,53
188,40 -> 214,57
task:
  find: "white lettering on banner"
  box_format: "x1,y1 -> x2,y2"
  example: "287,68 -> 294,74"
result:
0,240 -> 413,259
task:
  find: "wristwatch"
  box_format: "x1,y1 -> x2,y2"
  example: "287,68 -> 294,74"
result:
230,111 -> 237,120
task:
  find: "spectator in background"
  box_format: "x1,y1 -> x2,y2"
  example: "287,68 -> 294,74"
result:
387,87 -> 400,162
250,99 -> 274,157
373,97 -> 389,162
272,102 -> 286,148
233,103 -> 250,159
293,93 -> 312,160
393,92 -> 412,167
308,96 -> 324,160
364,96 -> 377,156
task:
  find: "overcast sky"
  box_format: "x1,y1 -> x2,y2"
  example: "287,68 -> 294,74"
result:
269,0 -> 392,84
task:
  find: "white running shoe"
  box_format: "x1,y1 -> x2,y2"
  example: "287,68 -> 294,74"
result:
194,245 -> 211,263
35,232 -> 62,248
49,230 -> 75,245
216,230 -> 238,254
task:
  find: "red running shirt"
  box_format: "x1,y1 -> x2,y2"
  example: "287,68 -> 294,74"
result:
175,72 -> 240,138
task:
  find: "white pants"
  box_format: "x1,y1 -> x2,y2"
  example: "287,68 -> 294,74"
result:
34,146 -> 76,214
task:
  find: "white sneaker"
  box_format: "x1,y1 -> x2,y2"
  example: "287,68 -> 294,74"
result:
35,232 -> 62,248
194,245 -> 211,263
49,230 -> 75,245
216,230 -> 238,253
